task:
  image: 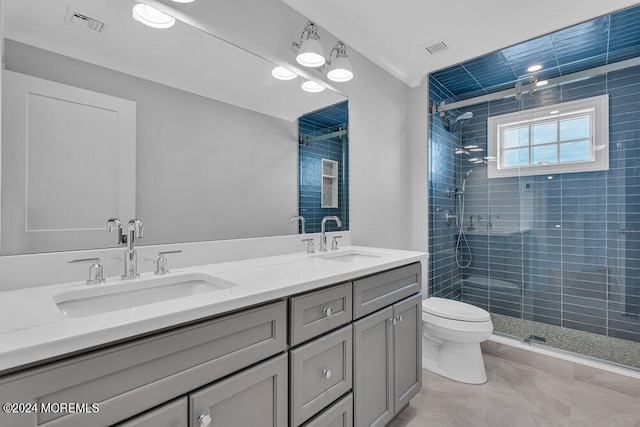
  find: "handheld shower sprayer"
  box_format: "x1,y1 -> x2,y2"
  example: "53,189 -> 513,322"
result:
459,170 -> 473,195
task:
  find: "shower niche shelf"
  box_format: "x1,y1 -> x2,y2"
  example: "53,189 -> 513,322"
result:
322,159 -> 338,208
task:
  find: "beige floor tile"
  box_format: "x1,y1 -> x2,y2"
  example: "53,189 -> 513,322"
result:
388,354 -> 640,427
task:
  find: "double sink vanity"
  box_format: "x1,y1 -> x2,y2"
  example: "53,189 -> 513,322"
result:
0,245 -> 425,427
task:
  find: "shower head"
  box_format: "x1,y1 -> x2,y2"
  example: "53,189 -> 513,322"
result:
448,111 -> 474,132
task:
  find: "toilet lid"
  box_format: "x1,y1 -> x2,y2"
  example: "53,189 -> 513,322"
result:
422,297 -> 491,322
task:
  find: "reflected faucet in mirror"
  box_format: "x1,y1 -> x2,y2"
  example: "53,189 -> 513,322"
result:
289,215 -> 306,234
320,216 -> 342,252
122,219 -> 144,280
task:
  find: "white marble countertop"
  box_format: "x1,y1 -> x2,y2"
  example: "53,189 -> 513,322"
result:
0,246 -> 426,374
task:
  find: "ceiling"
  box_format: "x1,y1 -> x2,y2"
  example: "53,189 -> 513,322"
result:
3,0 -> 346,122
431,4 -> 640,100
281,0 -> 640,88
301,100 -> 348,128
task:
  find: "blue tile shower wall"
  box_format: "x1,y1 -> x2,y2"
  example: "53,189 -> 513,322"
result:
428,76 -> 463,299
298,116 -> 349,234
432,65 -> 640,343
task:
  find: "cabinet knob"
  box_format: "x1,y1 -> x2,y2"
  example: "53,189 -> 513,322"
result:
398,314 -> 404,323
198,413 -> 212,427
323,307 -> 332,317
389,317 -> 397,325
322,368 -> 332,379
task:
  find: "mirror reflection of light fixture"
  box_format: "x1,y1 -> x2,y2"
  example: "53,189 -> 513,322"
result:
171,0 -> 195,3
293,22 -> 326,67
301,80 -> 326,93
326,42 -> 353,82
132,3 -> 175,29
271,66 -> 298,81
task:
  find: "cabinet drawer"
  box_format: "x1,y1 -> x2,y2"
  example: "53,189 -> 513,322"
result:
302,393 -> 353,427
112,397 -> 187,427
0,301 -> 286,427
353,263 -> 420,319
290,325 -> 353,426
290,283 -> 353,346
190,353 -> 287,427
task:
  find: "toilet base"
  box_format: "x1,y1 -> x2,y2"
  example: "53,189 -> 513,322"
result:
422,335 -> 488,384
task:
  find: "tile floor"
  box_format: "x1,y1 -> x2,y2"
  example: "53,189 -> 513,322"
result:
388,354 -> 640,427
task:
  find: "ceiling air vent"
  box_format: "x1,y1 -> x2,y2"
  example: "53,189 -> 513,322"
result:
423,39 -> 449,56
64,6 -> 107,34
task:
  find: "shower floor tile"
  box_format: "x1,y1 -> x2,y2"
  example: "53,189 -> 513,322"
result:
388,354 -> 640,427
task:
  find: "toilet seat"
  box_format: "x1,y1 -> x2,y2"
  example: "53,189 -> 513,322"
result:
422,297 -> 490,322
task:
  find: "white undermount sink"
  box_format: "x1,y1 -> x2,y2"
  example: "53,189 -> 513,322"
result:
312,249 -> 384,263
54,272 -> 236,318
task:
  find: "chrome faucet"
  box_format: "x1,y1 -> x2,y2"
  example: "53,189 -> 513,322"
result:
122,219 -> 144,279
289,215 -> 306,234
320,216 -> 342,252
107,218 -> 124,245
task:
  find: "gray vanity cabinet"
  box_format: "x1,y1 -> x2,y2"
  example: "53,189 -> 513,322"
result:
352,263 -> 422,427
189,353 -> 288,427
113,397 -> 188,427
0,301 -> 286,427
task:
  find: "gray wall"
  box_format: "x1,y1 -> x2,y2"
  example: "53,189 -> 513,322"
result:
4,40 -> 298,246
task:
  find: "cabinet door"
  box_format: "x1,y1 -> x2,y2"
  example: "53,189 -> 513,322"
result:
393,293 -> 422,412
112,397 -> 188,427
353,306 -> 394,427
290,325 -> 353,426
189,353 -> 287,427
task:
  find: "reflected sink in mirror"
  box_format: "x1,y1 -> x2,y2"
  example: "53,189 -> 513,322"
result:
54,273 -> 236,318
312,250 -> 384,263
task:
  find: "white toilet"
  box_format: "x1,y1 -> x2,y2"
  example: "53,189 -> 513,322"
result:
421,297 -> 493,384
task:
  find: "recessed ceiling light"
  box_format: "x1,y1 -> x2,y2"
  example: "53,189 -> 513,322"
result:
301,80 -> 325,93
132,4 -> 175,29
271,66 -> 297,81
527,64 -> 543,72
536,80 -> 549,87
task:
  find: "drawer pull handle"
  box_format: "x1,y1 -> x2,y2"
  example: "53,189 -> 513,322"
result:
322,368 -> 332,379
198,413 -> 212,427
323,307 -> 333,317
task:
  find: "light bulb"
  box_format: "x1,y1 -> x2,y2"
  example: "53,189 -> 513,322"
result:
132,4 -> 175,29
301,80 -> 325,93
271,66 -> 297,81
296,38 -> 325,67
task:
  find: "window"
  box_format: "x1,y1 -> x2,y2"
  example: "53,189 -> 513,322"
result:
487,95 -> 609,178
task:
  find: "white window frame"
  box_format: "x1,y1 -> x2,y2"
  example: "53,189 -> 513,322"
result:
487,94 -> 609,179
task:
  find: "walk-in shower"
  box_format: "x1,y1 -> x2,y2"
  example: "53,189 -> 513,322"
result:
428,6 -> 640,370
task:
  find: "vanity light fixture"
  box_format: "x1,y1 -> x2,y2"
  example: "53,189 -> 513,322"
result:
301,80 -> 326,93
326,42 -> 353,82
293,22 -> 326,68
132,3 -> 175,29
527,64 -> 543,72
272,66 -> 298,81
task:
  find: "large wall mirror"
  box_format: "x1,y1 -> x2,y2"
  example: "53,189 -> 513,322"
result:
0,0 -> 349,255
